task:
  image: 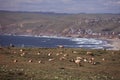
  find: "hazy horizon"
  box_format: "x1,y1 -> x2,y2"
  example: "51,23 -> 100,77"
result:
0,0 -> 120,14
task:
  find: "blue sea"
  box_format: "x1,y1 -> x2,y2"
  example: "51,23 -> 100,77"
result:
0,35 -> 112,49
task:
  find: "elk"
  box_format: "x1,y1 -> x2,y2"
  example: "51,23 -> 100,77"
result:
28,59 -> 33,63
13,59 -> 18,63
74,59 -> 82,67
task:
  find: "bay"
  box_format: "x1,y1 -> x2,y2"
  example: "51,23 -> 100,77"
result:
0,35 -> 112,49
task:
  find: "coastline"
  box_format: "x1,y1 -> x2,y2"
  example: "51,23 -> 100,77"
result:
105,38 -> 120,50
1,34 -> 120,50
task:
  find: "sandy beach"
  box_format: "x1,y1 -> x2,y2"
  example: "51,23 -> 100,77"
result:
106,38 -> 120,50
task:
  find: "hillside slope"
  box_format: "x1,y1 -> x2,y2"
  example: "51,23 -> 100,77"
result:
0,11 -> 120,36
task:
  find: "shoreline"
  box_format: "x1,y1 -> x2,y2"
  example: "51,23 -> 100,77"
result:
105,38 -> 120,50
1,34 -> 120,50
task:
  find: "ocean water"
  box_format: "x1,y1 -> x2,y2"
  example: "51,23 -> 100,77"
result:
0,35 -> 112,49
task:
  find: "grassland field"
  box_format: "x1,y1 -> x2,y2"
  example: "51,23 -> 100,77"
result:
0,47 -> 120,80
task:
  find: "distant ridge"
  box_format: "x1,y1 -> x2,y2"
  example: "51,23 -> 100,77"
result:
0,10 -> 72,15
0,10 -> 120,15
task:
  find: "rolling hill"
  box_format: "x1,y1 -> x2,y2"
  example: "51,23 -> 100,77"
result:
0,11 -> 120,36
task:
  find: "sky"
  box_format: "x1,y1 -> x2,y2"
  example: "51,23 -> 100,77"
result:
0,0 -> 120,13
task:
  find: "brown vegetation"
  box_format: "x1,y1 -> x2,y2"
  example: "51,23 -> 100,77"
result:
0,11 -> 120,37
0,47 -> 120,80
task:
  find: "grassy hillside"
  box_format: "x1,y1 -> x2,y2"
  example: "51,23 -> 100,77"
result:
0,47 -> 120,80
0,11 -> 120,36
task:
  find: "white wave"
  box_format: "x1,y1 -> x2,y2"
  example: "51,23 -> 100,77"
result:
70,38 -> 105,45
37,35 -> 70,40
